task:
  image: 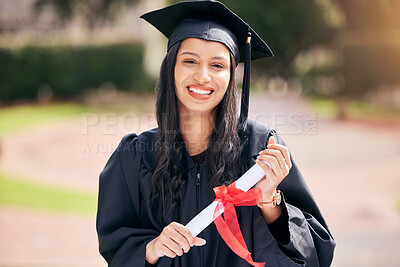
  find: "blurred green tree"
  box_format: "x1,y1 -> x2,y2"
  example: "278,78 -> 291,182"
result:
333,0 -> 400,101
335,0 -> 400,31
34,0 -> 140,28
221,0 -> 335,78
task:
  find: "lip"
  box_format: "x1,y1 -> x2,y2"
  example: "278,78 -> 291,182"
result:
186,85 -> 214,100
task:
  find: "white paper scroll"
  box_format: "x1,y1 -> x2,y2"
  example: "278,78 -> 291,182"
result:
185,162 -> 270,238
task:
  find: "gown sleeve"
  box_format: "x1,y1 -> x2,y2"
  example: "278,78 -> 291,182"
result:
267,129 -> 336,266
96,134 -> 159,267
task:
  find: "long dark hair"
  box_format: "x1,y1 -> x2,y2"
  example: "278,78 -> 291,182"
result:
151,41 -> 242,221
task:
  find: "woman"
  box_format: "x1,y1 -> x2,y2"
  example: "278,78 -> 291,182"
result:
96,1 -> 335,266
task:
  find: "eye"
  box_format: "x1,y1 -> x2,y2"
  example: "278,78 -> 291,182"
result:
183,59 -> 196,64
212,63 -> 224,69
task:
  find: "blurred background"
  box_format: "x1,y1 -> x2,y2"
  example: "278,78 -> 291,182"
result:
0,0 -> 399,266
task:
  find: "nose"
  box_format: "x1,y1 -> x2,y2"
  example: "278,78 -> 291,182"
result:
193,65 -> 211,84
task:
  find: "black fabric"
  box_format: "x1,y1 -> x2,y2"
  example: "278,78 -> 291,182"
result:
140,0 -> 273,63
238,31 -> 251,128
96,120 -> 336,267
191,150 -> 207,165
169,17 -> 240,65
191,150 -> 207,174
264,195 -> 290,245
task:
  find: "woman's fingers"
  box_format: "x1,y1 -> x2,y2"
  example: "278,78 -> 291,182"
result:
259,148 -> 290,176
256,159 -> 274,178
172,223 -> 194,252
257,154 -> 283,178
268,136 -> 277,146
260,136 -> 292,172
258,152 -> 290,180
151,236 -> 177,258
193,237 -> 206,246
160,244 -> 178,258
154,222 -> 204,259
255,161 -> 279,201
256,136 -> 292,195
156,232 -> 183,257
266,143 -> 292,169
256,158 -> 281,191
259,147 -> 285,163
168,223 -> 193,253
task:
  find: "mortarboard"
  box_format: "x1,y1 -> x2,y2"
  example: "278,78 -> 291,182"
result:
140,0 -> 274,129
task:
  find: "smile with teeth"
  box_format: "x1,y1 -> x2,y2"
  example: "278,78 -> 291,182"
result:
187,86 -> 214,95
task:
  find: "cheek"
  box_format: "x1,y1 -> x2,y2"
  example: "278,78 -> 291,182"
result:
174,66 -> 181,85
218,72 -> 231,92
174,65 -> 189,87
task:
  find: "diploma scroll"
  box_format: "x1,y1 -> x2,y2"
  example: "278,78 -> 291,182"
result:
185,162 -> 270,238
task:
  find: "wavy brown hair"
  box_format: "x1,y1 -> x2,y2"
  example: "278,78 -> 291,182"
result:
151,41 -> 242,222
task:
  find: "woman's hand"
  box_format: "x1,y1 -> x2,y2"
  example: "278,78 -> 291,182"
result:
145,222 -> 206,264
256,136 -> 292,204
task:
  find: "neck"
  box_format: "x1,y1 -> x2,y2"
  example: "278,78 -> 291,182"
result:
179,110 -> 216,156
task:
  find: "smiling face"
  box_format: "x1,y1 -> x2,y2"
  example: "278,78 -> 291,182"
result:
174,38 -> 231,116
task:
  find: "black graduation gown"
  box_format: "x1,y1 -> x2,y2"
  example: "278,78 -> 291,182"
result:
96,120 -> 336,267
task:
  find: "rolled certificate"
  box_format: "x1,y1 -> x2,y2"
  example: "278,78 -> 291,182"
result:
185,162 -> 270,238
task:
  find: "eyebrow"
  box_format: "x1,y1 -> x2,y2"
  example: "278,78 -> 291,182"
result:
179,51 -> 229,61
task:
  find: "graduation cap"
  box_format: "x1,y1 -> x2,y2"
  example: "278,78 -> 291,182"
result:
140,0 -> 273,129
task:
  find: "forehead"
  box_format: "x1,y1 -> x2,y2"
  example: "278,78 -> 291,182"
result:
178,38 -> 231,59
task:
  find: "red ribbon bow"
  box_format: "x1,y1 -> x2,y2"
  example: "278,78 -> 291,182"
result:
213,182 -> 265,267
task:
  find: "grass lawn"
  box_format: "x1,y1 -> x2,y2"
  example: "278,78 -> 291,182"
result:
0,102 -> 102,215
0,171 -> 97,215
0,95 -> 156,138
0,98 -> 153,215
0,102 -> 95,138
308,96 -> 400,120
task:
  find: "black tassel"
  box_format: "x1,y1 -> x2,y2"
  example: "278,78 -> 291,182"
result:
239,29 -> 251,131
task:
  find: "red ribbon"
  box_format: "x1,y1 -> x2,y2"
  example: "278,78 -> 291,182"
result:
213,182 -> 265,267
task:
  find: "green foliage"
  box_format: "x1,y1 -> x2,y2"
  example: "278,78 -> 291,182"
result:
34,0 -> 74,25
308,96 -> 340,119
34,0 -> 140,28
335,0 -> 400,31
0,172 -> 97,215
339,44 -> 400,97
309,96 -> 400,120
220,0 -> 335,77
0,43 -> 152,103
